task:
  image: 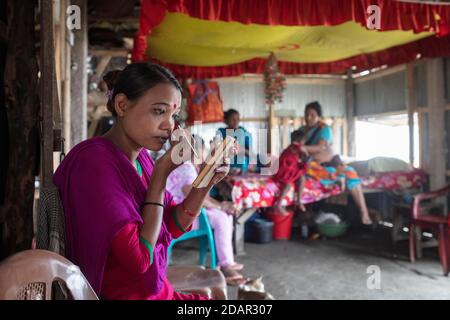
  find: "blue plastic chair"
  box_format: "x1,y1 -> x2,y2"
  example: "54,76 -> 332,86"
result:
167,208 -> 217,269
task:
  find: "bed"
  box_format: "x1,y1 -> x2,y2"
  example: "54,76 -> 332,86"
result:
222,169 -> 427,211
217,169 -> 427,255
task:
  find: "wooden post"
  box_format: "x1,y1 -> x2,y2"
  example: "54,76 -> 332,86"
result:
70,0 -> 87,147
293,117 -> 301,130
281,117 -> 290,149
345,69 -> 356,157
61,0 -> 72,153
94,56 -> 111,84
268,104 -> 275,154
426,58 -> 446,190
418,112 -> 428,171
406,63 -> 416,166
0,0 -> 39,258
40,0 -> 56,189
332,118 -> 340,154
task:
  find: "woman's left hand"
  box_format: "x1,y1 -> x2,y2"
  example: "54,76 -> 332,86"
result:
205,158 -> 230,189
202,140 -> 238,189
220,201 -> 240,215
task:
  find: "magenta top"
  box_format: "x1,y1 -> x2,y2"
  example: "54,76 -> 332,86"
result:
53,137 -> 175,296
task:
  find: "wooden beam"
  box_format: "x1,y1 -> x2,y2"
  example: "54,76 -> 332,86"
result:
406,63 -> 416,166
0,0 -> 39,258
342,119 -> 348,156
59,0 -> 71,154
332,119 -> 341,154
426,58 -> 447,190
240,117 -> 268,122
71,0 -> 88,147
415,104 -> 450,113
418,112 -> 428,171
353,64 -> 406,83
88,15 -> 139,24
215,75 -> 344,85
345,69 -> 356,157
89,48 -> 129,58
267,104 -> 276,155
293,117 -> 302,129
281,117 -> 290,149
40,0 -> 55,188
94,55 -> 112,83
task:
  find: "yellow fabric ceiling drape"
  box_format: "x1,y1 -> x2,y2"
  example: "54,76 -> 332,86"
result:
146,13 -> 432,67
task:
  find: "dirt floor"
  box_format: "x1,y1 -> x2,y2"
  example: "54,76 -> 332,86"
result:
170,225 -> 450,300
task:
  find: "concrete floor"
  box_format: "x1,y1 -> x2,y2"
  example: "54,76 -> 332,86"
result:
170,226 -> 450,300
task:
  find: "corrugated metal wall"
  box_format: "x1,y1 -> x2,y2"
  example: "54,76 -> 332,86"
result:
193,62 -> 448,166
355,70 -> 406,116
210,78 -> 346,154
216,80 -> 266,118
274,82 -> 346,117
216,78 -> 346,118
354,61 -> 432,114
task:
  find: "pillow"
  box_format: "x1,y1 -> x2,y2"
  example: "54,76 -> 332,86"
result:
368,157 -> 412,173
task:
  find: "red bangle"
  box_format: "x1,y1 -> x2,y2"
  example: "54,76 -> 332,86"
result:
181,202 -> 199,218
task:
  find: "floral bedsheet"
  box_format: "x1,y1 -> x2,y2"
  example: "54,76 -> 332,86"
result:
360,169 -> 427,190
222,170 -> 427,210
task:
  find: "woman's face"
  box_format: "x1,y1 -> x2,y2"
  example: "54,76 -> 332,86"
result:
305,108 -> 320,127
117,83 -> 182,151
226,113 -> 240,129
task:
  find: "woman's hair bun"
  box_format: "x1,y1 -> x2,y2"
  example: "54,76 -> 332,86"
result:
103,70 -> 122,113
103,70 -> 122,91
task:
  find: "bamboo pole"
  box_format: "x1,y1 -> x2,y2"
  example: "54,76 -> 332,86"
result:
281,117 -> 290,149
345,69 -> 356,157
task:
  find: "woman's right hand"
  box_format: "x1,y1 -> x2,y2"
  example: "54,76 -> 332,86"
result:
154,128 -> 192,178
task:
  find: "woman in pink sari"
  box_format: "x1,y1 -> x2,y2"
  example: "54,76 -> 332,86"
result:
53,63 -> 230,300
167,136 -> 246,286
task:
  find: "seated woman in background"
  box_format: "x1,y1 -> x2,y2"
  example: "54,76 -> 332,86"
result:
217,109 -> 252,174
296,101 -> 372,225
53,63 -> 231,300
167,135 -> 247,286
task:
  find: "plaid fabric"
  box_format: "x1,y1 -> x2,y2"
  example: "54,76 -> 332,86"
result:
36,182 -> 66,256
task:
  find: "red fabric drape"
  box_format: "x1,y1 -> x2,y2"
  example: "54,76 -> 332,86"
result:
165,0 -> 450,32
133,0 -> 450,78
131,0 -> 167,63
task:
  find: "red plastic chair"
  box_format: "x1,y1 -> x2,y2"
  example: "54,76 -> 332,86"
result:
409,185 -> 450,276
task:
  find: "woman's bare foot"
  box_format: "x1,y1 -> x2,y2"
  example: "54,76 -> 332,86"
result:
228,263 -> 244,271
297,201 -> 306,212
220,266 -> 247,286
361,215 -> 372,225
